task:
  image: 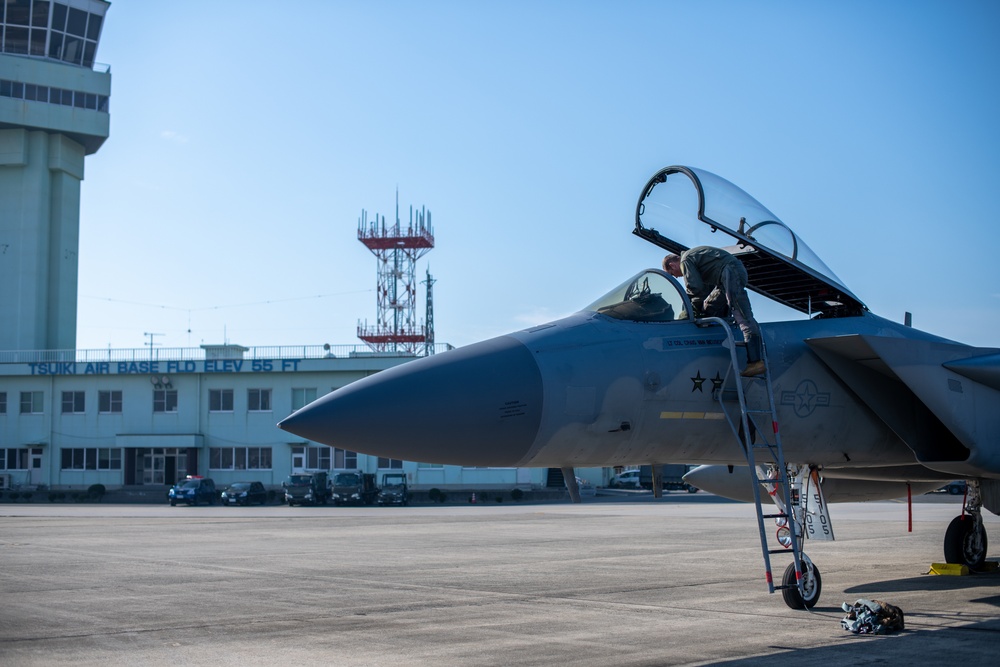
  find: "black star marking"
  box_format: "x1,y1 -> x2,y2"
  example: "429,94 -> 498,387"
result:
711,371 -> 724,392
691,371 -> 706,393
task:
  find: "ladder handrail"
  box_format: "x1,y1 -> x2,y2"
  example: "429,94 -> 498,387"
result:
695,316 -> 805,598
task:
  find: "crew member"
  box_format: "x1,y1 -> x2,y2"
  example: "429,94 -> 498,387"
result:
662,247 -> 765,377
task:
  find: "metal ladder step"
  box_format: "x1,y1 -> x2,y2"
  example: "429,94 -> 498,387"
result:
698,314 -> 805,601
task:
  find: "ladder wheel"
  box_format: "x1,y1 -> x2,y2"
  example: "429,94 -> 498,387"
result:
781,562 -> 822,610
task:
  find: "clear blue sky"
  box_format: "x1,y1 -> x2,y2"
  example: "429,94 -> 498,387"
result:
77,0 -> 1000,352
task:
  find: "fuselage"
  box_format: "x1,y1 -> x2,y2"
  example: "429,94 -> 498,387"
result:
501,309 -> 930,468
279,306 -> 950,471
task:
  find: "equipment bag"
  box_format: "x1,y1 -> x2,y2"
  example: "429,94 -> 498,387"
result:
840,599 -> 905,635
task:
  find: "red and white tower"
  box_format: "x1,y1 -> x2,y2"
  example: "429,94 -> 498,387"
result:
357,191 -> 434,354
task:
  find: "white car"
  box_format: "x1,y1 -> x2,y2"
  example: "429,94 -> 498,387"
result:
611,470 -> 642,489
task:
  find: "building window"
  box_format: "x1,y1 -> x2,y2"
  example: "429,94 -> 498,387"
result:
61,390 -> 85,414
417,462 -> 444,469
209,389 -> 234,412
378,457 -> 403,469
290,445 -> 330,470
1,448 -> 37,470
0,391 -> 6,414
308,446 -> 329,469
1,2 -> 104,67
153,389 -> 178,413
333,448 -> 357,469
24,83 -> 41,101
4,26 -> 28,55
248,388 -> 271,412
292,445 -> 339,470
0,78 -> 108,112
209,447 -> 272,470
20,391 -> 43,414
291,388 -> 317,411
98,390 -> 122,414
60,448 -> 122,471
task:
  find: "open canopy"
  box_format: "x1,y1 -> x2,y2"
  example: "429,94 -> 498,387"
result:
634,166 -> 866,318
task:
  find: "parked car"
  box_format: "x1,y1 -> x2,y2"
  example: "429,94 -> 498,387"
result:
221,481 -> 267,506
168,476 -> 217,506
610,470 -> 641,489
941,481 -> 967,495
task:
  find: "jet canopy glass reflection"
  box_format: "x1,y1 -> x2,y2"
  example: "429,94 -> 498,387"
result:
586,270 -> 691,322
633,166 -> 866,318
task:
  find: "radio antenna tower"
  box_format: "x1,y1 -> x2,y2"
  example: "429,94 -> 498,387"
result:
422,268 -> 436,356
357,190 -> 434,354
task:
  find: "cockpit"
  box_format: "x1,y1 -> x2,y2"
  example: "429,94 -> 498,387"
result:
586,270 -> 690,323
633,166 -> 867,318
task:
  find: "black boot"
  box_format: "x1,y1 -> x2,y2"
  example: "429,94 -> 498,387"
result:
741,334 -> 765,377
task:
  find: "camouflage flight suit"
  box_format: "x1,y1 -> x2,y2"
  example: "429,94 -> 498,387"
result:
679,246 -> 762,363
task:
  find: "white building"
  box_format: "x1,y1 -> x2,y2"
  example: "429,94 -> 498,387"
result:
0,342 -> 606,493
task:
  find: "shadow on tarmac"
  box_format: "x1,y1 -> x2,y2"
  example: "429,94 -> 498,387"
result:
592,490 -> 739,503
843,561 -> 1000,595
702,615 -> 1000,667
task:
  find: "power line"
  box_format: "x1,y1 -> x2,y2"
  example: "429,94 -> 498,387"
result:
80,289 -> 374,312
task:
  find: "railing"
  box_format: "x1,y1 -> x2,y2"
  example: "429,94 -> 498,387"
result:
0,343 -> 455,365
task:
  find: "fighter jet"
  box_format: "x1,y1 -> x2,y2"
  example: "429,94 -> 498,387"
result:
279,165 -> 999,610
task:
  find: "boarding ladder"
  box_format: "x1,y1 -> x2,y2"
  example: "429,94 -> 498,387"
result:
697,316 -> 806,601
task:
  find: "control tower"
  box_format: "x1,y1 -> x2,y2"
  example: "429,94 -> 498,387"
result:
0,0 -> 111,352
357,192 -> 434,354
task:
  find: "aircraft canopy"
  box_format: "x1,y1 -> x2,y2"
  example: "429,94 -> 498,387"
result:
634,166 -> 866,318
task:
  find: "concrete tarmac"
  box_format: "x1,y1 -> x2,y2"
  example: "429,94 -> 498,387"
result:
1,495 -> 998,666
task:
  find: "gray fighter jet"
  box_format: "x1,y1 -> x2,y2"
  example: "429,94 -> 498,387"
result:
279,165 -> 999,609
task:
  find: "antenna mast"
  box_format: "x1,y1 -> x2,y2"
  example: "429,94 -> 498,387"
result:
422,269 -> 436,356
357,190 -> 434,354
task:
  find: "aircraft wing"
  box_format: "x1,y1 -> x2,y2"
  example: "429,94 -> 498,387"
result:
806,334 -> 1000,478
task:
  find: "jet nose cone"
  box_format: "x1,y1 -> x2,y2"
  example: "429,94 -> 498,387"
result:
278,336 -> 543,466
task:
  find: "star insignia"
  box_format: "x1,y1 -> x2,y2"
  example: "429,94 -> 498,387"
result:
796,385 -> 817,412
780,379 -> 831,418
691,371 -> 706,393
711,372 -> 724,391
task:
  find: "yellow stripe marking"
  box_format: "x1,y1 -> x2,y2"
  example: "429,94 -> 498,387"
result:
660,411 -> 726,420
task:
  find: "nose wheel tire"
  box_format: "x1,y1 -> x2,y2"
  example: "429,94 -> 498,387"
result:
781,561 -> 822,610
944,515 -> 988,568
